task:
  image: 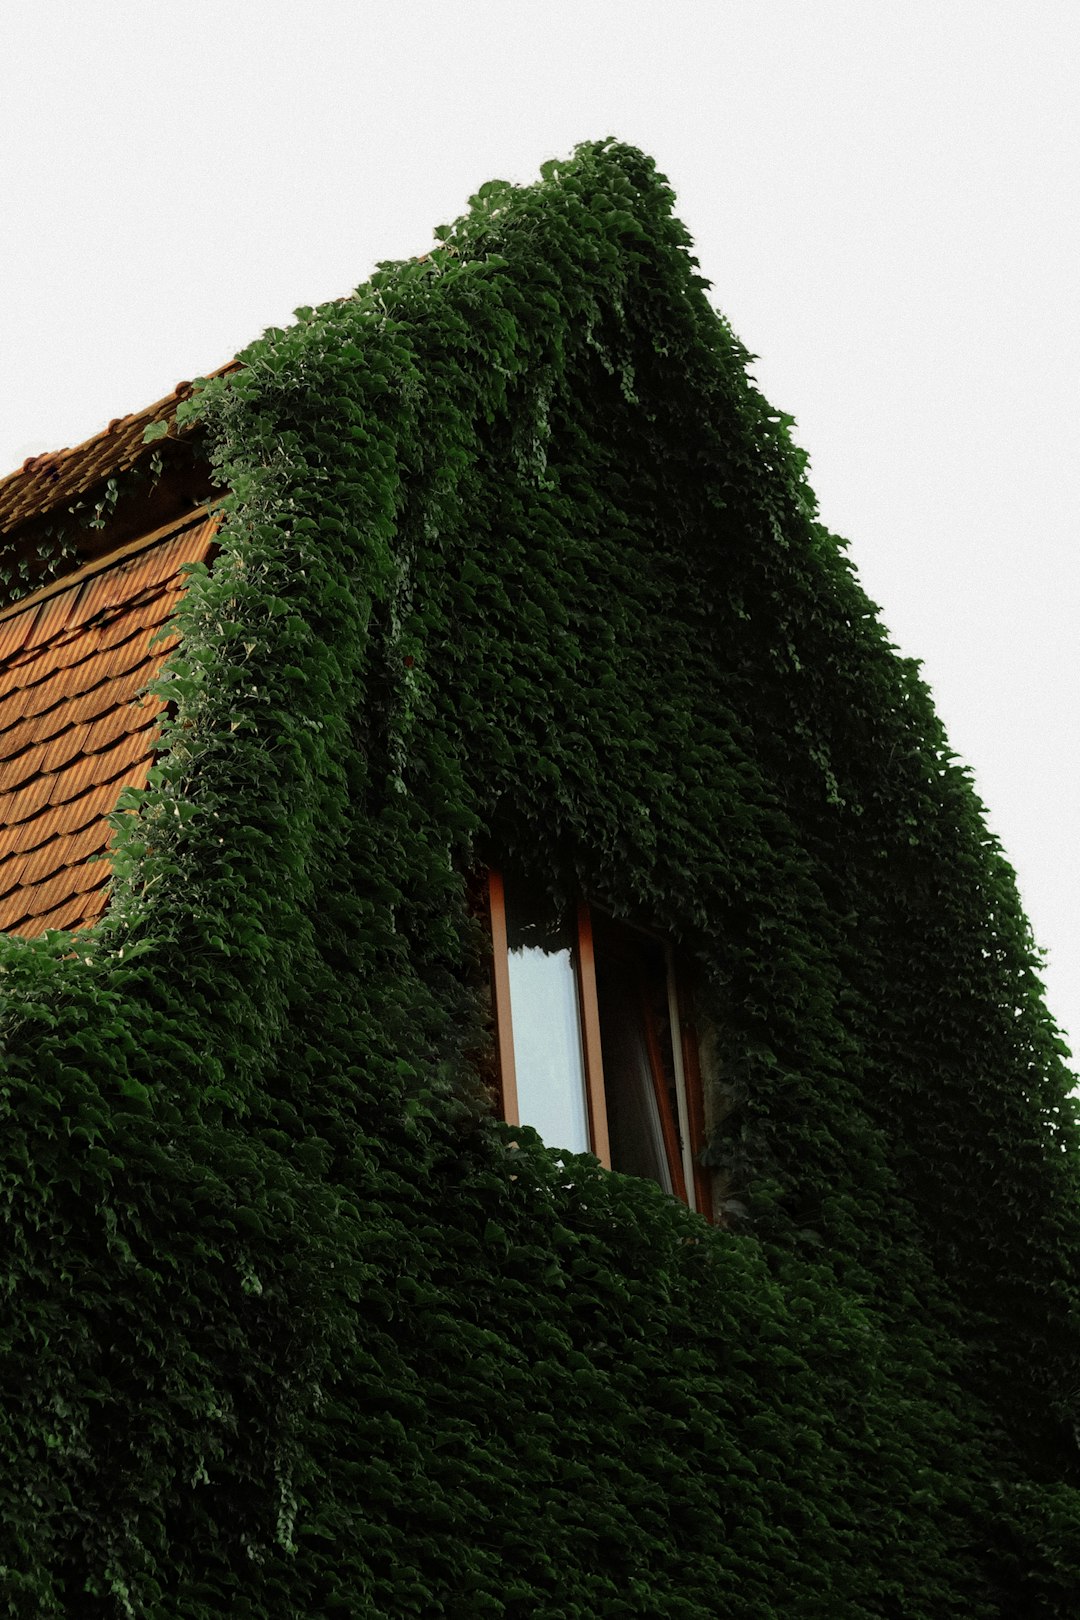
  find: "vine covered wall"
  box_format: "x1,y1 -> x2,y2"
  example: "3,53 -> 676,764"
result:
2,141 -> 1079,1618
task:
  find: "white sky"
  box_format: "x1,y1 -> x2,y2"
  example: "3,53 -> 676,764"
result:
1,1 -> 1077,1065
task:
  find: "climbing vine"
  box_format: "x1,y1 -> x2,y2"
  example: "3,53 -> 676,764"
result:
1,140 -> 1078,1618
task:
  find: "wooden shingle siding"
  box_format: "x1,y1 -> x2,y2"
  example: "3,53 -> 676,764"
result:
0,512 -> 217,936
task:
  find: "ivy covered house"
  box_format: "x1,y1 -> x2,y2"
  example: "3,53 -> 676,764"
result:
2,142 -> 1079,1618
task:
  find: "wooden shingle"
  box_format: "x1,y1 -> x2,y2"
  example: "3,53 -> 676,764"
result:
0,512 -> 217,936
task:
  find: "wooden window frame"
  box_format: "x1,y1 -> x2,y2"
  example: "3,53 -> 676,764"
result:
487,871 -> 710,1217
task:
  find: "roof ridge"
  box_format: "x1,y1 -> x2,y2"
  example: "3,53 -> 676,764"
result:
0,360 -> 239,536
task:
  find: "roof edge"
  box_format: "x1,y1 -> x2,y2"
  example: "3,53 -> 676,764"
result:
0,360 -> 241,537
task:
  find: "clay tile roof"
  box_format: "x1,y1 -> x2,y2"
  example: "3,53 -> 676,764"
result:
0,510 -> 218,937
0,361 -> 239,536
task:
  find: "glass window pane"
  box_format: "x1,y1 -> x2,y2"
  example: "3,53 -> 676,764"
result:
593,916 -> 677,1195
504,879 -> 590,1155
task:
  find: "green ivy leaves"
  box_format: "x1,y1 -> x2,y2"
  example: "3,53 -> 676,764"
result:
2,139 -> 1078,1619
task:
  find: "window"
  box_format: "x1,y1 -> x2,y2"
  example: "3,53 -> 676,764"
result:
487,871 -> 709,1214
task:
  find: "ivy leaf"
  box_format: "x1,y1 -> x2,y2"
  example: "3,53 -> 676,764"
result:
116,1076 -> 150,1105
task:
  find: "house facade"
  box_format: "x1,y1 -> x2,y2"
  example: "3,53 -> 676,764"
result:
2,142 -> 1078,1618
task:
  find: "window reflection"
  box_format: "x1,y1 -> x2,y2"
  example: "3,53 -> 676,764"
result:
492,873 -> 698,1210
504,879 -> 590,1155
593,913 -> 680,1197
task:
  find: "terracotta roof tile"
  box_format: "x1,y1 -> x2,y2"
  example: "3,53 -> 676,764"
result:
23,857 -> 105,918
0,663 -> 153,765
29,889 -> 109,936
0,511 -> 217,937
0,776 -> 129,862
10,822 -> 102,891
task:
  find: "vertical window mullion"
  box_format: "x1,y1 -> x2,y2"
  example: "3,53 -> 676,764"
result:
665,946 -> 697,1212
574,902 -> 612,1169
676,993 -> 713,1221
487,870 -> 521,1126
635,963 -> 689,1205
